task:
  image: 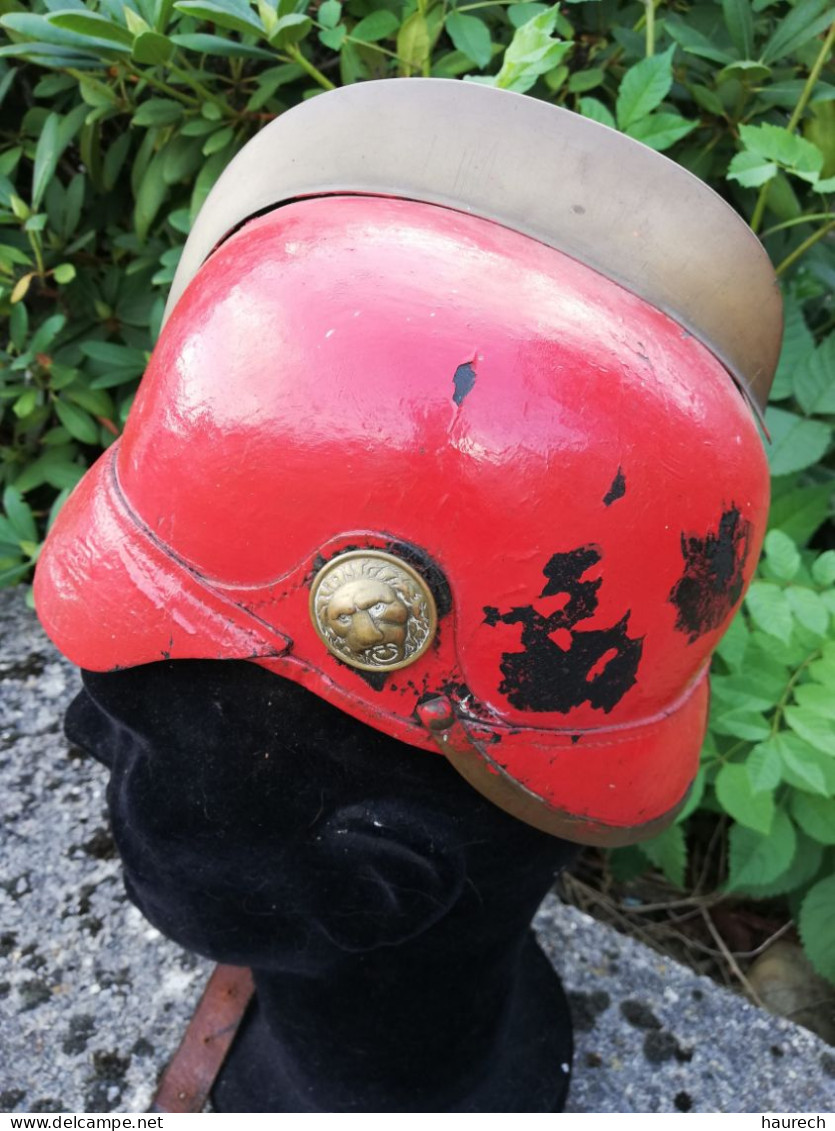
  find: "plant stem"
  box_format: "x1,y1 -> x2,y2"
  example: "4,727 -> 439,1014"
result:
645,0 -> 655,56
750,20 -> 835,234
786,20 -> 835,134
343,33 -> 402,61
130,68 -> 201,107
775,219 -> 835,275
761,212 -> 835,237
770,649 -> 822,735
27,232 -> 44,278
286,45 -> 336,90
167,61 -> 229,110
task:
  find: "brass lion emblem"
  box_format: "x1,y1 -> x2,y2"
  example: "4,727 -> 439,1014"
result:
310,550 -> 437,672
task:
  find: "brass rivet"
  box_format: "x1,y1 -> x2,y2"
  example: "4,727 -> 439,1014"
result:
310,549 -> 438,673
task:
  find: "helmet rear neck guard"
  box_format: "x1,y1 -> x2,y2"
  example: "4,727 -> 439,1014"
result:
166,78 -> 780,420
35,84 -> 777,847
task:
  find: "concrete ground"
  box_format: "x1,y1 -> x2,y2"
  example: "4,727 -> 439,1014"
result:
1,589 -> 833,1114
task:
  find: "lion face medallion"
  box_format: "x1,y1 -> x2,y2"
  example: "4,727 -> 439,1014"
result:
310,550 -> 437,672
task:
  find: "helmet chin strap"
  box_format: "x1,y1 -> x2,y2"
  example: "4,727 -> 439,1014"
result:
416,695 -> 684,848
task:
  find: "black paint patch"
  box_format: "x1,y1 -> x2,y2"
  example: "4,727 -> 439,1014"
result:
669,507 -> 751,643
355,668 -> 389,692
603,468 -> 626,506
484,546 -> 643,714
385,539 -> 452,618
441,680 -> 474,706
452,361 -> 476,407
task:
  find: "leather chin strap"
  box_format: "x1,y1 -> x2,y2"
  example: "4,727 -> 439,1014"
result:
150,965 -> 254,1113
416,695 -> 678,848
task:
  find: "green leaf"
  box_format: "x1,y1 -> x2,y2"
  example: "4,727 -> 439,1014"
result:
764,529 -> 800,580
32,112 -> 60,210
202,126 -> 235,157
579,96 -> 615,129
812,551 -> 835,587
616,44 -> 676,130
726,808 -> 796,891
784,705 -> 835,755
765,407 -> 831,476
739,123 -> 824,183
507,2 -> 550,28
103,133 -> 132,192
785,587 -> 829,637
170,33 -> 274,58
245,63 -> 304,109
269,12 -> 312,47
492,5 -> 572,94
737,831 -> 822,898
722,0 -> 754,57
676,766 -> 706,824
174,0 -> 262,36
770,294 -> 815,401
318,0 -> 341,29
13,388 -> 38,420
318,24 -> 345,49
80,341 -> 147,370
626,112 -> 697,152
715,763 -> 775,833
792,794 -> 835,844
715,610 -> 748,670
793,333 -> 835,415
132,99 -> 184,127
190,147 -> 232,220
641,822 -> 687,888
727,149 -> 778,188
3,486 -> 37,543
132,30 -> 174,64
607,845 -> 650,883
746,741 -> 782,792
47,11 -> 134,49
710,703 -> 771,740
776,733 -> 829,796
351,10 -> 398,42
13,450 -> 84,494
714,659 -> 787,709
54,398 -> 99,444
771,731 -> 835,795
808,642 -> 835,687
717,60 -> 771,85
768,481 -> 831,546
65,386 -> 113,417
53,263 -> 76,284
665,16 -> 734,65
745,581 -> 793,643
798,875 -> 835,983
134,150 -> 168,242
397,11 -> 431,77
566,67 -> 602,94
445,12 -> 492,68
761,0 -> 833,64
162,136 -> 203,184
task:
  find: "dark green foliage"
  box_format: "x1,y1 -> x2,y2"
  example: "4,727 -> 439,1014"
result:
1,0 -> 833,978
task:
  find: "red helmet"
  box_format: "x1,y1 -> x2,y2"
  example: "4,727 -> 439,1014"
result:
35,80 -> 779,846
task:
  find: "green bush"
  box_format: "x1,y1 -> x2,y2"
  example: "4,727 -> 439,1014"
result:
1,0 -> 833,980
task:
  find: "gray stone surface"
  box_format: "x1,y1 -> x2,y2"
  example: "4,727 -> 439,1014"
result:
1,588 -> 833,1114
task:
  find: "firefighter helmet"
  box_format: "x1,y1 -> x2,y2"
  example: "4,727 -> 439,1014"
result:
34,80 -> 779,845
